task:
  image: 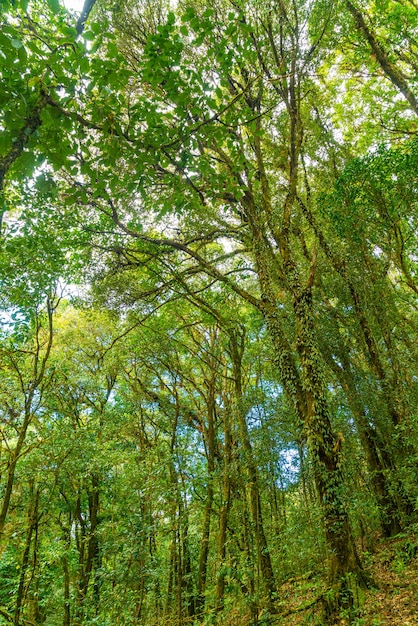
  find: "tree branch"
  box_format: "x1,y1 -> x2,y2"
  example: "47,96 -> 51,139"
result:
76,0 -> 98,35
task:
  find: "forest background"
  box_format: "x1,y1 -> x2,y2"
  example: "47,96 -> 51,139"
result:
0,0 -> 417,624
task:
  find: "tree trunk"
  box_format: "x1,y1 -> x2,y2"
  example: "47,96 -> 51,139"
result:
14,484 -> 39,626
0,410 -> 32,536
196,372 -> 217,615
63,552 -> 71,626
293,286 -> 368,618
215,398 -> 232,611
228,328 -> 277,610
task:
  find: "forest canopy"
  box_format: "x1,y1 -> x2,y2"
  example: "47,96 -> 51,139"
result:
0,0 -> 417,624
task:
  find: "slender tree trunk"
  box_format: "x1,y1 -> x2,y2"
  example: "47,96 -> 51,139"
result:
228,328 -> 277,610
241,497 -> 258,624
175,526 -> 182,626
58,511 -> 72,626
196,377 -> 216,616
165,539 -> 175,616
28,505 -> 42,624
180,504 -> 194,619
63,552 -> 71,626
75,474 -> 100,623
215,393 -> 233,611
0,409 -> 32,536
14,485 -> 39,626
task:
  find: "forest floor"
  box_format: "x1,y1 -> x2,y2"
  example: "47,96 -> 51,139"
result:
271,532 -> 418,626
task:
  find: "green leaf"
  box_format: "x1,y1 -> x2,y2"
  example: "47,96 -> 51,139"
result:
11,39 -> 23,49
61,25 -> 78,38
18,45 -> 27,63
194,34 -> 205,46
181,7 -> 195,22
0,32 -> 12,51
47,0 -> 61,14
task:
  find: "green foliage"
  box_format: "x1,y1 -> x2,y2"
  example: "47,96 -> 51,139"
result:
0,0 -> 417,624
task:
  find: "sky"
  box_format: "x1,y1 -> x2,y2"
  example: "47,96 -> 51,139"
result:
62,0 -> 84,12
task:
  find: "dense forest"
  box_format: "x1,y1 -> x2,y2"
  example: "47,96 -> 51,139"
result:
0,0 -> 417,624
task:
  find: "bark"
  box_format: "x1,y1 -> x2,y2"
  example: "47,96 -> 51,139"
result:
165,397 -> 194,622
28,504 -> 42,624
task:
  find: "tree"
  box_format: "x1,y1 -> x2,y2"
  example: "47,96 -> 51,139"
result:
0,0 -> 417,623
